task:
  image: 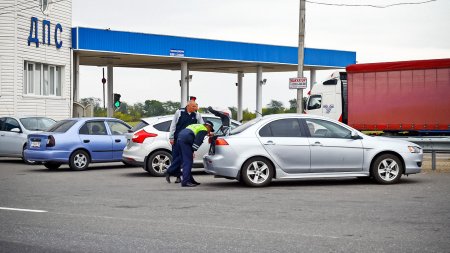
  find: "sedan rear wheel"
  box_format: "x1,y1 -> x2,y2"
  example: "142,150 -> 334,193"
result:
69,150 -> 90,171
146,151 -> 172,177
241,157 -> 273,187
371,154 -> 403,184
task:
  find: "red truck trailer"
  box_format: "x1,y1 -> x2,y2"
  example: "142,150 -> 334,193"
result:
306,58 -> 450,135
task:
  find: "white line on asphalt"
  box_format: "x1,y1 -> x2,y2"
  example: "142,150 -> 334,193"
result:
0,207 -> 48,213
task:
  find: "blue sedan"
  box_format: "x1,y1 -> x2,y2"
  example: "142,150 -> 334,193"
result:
24,118 -> 131,170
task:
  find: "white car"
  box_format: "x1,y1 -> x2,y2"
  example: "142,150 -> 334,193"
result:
0,116 -> 56,163
122,114 -> 240,176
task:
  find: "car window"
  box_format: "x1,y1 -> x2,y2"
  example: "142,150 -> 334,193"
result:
307,95 -> 322,110
107,121 -> 130,135
20,117 -> 56,131
79,121 -> 107,135
0,118 -> 5,131
48,120 -> 77,133
131,120 -> 149,132
259,119 -> 302,137
305,118 -> 351,139
4,118 -> 21,131
259,124 -> 272,137
203,117 -> 223,133
154,120 -> 171,132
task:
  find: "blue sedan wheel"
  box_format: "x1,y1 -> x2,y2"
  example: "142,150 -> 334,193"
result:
69,150 -> 90,171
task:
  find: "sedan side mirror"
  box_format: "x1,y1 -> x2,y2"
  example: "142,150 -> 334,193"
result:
10,128 -> 21,133
351,131 -> 362,140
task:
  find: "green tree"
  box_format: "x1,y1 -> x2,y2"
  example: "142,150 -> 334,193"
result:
144,100 -> 165,117
242,109 -> 256,121
263,100 -> 285,115
117,101 -> 129,114
162,101 -> 181,114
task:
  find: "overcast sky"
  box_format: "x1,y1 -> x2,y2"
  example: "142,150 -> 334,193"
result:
72,0 -> 450,111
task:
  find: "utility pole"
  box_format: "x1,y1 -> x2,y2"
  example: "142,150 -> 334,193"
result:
297,0 -> 306,113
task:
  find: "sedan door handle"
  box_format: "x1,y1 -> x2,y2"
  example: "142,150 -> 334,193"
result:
115,139 -> 121,143
311,141 -> 323,146
264,140 -> 275,145
83,140 -> 90,143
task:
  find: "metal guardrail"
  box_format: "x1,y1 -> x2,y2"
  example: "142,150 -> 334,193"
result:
394,137 -> 450,170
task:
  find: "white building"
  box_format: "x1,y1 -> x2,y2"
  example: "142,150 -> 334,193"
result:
0,0 -> 72,120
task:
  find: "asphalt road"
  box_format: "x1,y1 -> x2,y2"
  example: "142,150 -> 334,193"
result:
1,159 -> 449,253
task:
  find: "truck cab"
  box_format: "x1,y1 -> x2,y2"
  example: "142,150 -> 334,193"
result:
306,71 -> 348,124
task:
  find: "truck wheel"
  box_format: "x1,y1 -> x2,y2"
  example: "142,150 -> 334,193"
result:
241,157 -> 273,187
371,154 -> 403,184
146,151 -> 172,177
69,150 -> 90,171
44,162 -> 61,170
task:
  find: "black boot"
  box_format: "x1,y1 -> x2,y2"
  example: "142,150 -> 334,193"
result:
174,177 -> 181,183
191,177 -> 201,185
164,172 -> 171,183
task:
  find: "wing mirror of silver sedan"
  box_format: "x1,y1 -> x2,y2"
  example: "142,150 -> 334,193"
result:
10,128 -> 21,133
351,131 -> 362,140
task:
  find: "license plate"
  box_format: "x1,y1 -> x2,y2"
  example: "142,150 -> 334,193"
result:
31,141 -> 40,148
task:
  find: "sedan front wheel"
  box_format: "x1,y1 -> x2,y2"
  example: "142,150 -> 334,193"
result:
241,157 -> 274,187
371,154 -> 403,184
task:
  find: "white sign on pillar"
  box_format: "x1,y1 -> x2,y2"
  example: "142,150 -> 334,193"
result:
289,77 -> 307,89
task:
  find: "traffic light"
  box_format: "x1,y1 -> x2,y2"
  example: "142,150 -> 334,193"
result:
113,93 -> 121,109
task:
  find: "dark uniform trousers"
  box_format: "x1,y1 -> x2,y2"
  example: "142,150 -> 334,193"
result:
166,129 -> 195,185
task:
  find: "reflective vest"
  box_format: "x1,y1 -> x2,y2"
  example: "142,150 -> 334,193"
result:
186,124 -> 207,136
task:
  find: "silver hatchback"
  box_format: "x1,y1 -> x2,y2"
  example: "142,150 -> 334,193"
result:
122,114 -> 240,176
203,114 -> 423,187
0,116 -> 56,163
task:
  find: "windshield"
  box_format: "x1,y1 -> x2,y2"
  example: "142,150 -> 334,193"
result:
131,120 -> 149,132
20,117 -> 56,131
230,118 -> 261,135
47,120 -> 77,133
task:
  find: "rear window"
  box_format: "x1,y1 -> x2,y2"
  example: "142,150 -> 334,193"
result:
20,117 -> 56,131
154,120 -> 171,132
47,120 -> 77,133
130,120 -> 149,132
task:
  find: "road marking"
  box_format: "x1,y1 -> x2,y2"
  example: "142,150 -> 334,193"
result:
0,207 -> 47,213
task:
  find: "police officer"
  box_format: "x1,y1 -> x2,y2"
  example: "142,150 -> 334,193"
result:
168,121 -> 214,187
166,99 -> 203,183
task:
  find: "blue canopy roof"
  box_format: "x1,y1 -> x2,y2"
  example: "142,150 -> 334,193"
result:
72,27 -> 356,72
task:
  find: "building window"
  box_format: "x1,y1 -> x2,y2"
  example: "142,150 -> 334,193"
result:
24,61 -> 62,97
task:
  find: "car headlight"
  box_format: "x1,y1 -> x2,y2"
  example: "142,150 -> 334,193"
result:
408,146 -> 421,153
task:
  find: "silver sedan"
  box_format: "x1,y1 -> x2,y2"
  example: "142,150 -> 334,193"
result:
203,114 -> 423,187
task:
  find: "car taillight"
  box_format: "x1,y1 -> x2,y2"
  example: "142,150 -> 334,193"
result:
47,135 -> 55,147
132,129 -> 157,143
215,138 -> 229,146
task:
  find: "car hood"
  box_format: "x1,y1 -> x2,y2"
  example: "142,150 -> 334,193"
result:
364,136 -> 420,148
